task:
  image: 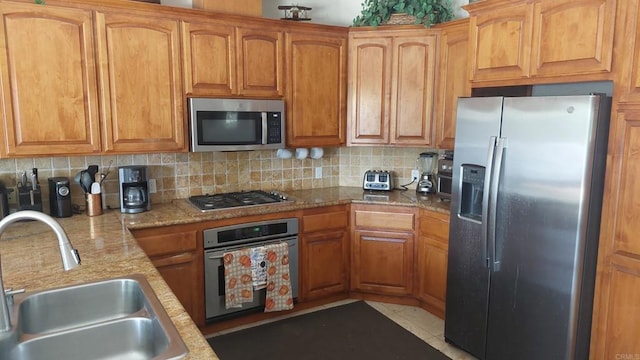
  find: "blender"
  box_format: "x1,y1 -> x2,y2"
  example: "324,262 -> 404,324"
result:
416,152 -> 437,194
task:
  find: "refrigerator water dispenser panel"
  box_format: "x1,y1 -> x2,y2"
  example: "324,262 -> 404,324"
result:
460,165 -> 485,221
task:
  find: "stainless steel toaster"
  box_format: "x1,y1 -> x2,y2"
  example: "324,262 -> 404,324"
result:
363,170 -> 394,191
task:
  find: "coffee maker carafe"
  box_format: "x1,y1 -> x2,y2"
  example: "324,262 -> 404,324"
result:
118,165 -> 150,213
416,152 -> 437,194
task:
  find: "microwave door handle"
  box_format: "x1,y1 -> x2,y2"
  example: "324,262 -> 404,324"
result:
261,112 -> 268,144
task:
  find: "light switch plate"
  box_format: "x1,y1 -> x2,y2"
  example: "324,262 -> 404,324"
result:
315,167 -> 322,179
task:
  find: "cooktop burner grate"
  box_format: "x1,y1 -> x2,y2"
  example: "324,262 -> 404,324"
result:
188,190 -> 289,211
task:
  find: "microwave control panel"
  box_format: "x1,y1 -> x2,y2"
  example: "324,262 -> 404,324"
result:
267,112 -> 282,144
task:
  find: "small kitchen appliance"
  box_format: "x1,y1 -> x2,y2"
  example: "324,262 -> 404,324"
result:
416,152 -> 437,194
188,98 -> 285,152
48,177 -> 72,218
118,165 -> 150,214
436,151 -> 453,199
363,170 -> 394,191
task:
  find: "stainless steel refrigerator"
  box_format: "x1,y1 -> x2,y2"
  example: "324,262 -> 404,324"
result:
444,95 -> 610,360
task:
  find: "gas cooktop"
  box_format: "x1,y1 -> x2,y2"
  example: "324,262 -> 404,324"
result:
188,190 -> 290,211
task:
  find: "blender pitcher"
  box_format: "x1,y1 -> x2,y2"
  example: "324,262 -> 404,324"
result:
416,152 -> 437,194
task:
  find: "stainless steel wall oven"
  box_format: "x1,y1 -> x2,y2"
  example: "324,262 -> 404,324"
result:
203,218 -> 299,321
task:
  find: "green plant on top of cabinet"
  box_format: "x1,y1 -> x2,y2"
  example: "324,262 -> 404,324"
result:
348,28 -> 438,146
0,2 -> 101,157
285,28 -> 348,147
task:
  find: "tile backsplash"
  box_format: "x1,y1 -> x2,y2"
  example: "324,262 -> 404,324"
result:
0,146 -> 439,213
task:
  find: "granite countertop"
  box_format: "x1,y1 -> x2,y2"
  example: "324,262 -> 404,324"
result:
0,186 -> 450,359
121,186 -> 451,230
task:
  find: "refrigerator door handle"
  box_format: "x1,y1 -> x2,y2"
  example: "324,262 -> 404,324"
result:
482,136 -> 498,268
488,137 -> 506,272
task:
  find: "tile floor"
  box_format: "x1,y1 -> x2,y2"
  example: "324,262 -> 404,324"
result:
206,299 -> 478,360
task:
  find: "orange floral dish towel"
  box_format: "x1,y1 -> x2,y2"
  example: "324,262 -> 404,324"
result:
263,242 -> 294,312
223,248 -> 253,309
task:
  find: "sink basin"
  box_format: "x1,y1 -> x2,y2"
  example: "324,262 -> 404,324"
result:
0,274 -> 188,360
18,278 -> 146,334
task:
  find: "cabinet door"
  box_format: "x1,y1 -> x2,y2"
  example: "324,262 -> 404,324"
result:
301,205 -> 349,301
469,2 -> 533,82
590,109 -> 640,358
182,20 -> 236,96
236,28 -> 284,97
416,210 -> 450,318
351,229 -> 414,296
0,3 -> 101,157
347,36 -> 393,145
301,230 -> 349,301
133,227 -> 204,326
286,31 -> 347,147
96,12 -> 186,153
617,0 -> 640,103
152,252 -> 200,320
435,19 -> 470,150
390,35 -> 437,146
530,0 -> 615,78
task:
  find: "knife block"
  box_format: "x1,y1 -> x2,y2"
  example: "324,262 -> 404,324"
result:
17,185 -> 43,212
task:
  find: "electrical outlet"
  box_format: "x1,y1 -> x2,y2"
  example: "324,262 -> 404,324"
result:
411,169 -> 420,181
148,178 -> 157,194
6,186 -> 17,205
314,167 -> 322,179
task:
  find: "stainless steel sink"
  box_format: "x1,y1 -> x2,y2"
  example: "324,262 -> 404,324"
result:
0,274 -> 188,360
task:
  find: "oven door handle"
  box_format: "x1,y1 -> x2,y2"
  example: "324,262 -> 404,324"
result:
208,255 -> 225,260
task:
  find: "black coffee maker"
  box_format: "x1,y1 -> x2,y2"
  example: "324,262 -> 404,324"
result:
118,165 -> 150,214
48,177 -> 72,218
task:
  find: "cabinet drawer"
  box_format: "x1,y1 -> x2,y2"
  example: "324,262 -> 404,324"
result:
136,231 -> 197,257
354,210 -> 415,231
419,211 -> 450,242
302,208 -> 349,233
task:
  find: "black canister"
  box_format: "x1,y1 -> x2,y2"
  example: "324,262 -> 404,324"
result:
48,177 -> 72,218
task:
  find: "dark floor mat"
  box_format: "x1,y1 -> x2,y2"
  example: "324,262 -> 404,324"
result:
208,301 -> 451,360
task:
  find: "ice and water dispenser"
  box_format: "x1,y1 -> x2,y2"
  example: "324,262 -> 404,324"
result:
459,165 -> 485,221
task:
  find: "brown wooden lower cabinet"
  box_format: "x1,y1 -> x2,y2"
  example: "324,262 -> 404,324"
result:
131,224 -> 204,326
416,209 -> 450,319
350,204 -> 417,296
300,205 -> 350,301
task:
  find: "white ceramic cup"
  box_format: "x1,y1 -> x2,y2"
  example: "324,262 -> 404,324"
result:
276,149 -> 292,159
310,147 -> 324,159
295,148 -> 309,159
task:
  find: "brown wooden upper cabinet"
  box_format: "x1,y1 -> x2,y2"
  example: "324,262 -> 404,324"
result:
95,11 -> 186,153
182,20 -> 237,96
183,22 -> 283,97
285,28 -> 347,147
0,2 -> 101,157
433,19 -> 470,150
236,27 -> 284,97
467,0 -> 615,84
348,28 -> 438,146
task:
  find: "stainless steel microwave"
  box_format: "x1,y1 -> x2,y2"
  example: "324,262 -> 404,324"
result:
188,98 -> 285,152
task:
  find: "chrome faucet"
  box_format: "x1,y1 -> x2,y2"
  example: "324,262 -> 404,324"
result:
0,211 -> 81,332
